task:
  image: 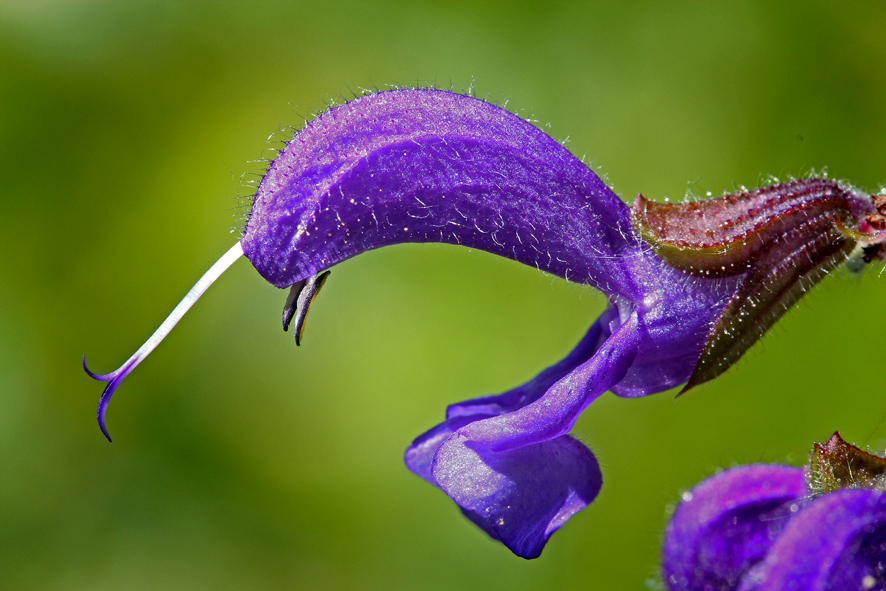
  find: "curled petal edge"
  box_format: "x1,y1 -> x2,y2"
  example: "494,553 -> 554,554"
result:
406,308 -> 639,558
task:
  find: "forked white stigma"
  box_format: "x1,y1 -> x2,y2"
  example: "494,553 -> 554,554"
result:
84,241 -> 244,441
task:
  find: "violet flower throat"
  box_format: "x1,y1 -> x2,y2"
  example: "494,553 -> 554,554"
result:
84,89 -> 886,559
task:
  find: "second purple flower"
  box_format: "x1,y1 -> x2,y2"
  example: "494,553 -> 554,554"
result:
662,433 -> 886,590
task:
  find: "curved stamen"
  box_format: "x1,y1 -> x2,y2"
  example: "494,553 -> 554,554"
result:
84,241 -> 245,442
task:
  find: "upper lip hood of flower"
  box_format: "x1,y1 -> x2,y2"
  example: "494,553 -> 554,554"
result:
240,89 -> 747,397
84,88 -> 884,558
241,89 -> 639,295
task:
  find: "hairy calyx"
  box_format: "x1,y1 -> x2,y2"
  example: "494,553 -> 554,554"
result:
632,178 -> 886,389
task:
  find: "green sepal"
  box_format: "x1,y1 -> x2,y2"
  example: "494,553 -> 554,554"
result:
806,432 -> 886,499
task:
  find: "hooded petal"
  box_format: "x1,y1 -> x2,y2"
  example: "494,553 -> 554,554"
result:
662,465 -> 807,591
241,89 -> 637,298
739,489 -> 886,591
240,88 -> 748,401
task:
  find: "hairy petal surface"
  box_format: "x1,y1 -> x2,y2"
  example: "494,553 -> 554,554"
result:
241,88 -> 747,404
241,89 -> 638,297
662,465 -> 807,591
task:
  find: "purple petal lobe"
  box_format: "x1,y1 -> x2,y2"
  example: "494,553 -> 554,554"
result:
445,306 -> 617,420
241,89 -> 636,298
404,308 -> 615,509
451,312 -> 639,453
417,314 -> 637,557
662,464 -> 807,591
433,433 -> 601,559
739,489 -> 886,591
405,414 -> 484,485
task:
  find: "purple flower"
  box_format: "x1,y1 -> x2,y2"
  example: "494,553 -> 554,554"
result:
662,433 -> 886,590
84,89 -> 886,558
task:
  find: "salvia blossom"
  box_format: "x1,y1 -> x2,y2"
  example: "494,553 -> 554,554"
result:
84,89 -> 886,558
662,432 -> 886,590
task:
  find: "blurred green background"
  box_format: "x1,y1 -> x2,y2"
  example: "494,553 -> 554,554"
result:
2,1 -> 885,589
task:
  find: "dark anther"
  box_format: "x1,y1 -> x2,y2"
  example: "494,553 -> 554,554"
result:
282,279 -> 307,332
282,271 -> 331,345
